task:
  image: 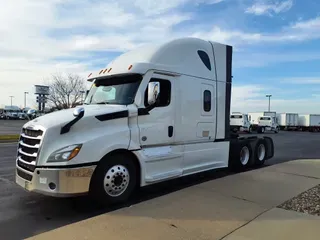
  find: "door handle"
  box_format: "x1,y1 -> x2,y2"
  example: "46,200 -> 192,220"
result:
168,126 -> 173,137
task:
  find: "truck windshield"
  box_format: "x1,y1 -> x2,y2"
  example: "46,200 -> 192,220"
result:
84,74 -> 143,105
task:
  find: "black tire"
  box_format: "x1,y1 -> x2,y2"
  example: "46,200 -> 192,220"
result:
254,139 -> 267,167
257,126 -> 265,134
229,140 -> 253,172
248,126 -> 252,134
89,153 -> 138,206
274,127 -> 279,133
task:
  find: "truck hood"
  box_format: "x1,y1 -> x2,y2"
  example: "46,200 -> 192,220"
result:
24,104 -> 129,130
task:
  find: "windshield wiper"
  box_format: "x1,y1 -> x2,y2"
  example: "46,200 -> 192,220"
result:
95,101 -> 112,104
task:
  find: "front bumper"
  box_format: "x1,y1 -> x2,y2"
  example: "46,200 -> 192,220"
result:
16,164 -> 96,197
230,125 -> 247,132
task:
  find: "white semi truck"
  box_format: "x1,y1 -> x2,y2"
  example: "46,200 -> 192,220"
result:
230,112 -> 252,133
15,38 -> 274,205
248,111 -> 278,133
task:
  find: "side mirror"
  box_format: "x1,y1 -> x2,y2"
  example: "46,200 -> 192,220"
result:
147,82 -> 160,106
73,107 -> 85,118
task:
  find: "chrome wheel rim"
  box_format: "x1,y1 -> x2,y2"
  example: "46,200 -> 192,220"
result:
240,146 -> 250,165
103,165 -> 130,197
257,144 -> 266,161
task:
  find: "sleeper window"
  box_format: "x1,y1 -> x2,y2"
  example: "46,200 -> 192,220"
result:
203,90 -> 211,112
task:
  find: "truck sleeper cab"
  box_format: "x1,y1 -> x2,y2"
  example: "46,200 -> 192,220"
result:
15,38 -> 274,205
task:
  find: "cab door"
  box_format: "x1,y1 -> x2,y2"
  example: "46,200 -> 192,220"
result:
137,74 -> 183,183
138,74 -> 175,147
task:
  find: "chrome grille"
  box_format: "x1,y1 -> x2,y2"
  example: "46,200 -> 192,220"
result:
17,127 -> 44,179
22,128 -> 43,138
17,160 -> 36,172
20,136 -> 40,146
17,168 -> 32,181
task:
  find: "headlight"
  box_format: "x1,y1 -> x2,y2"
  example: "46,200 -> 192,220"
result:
47,144 -> 82,162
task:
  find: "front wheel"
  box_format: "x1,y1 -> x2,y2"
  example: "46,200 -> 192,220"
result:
274,127 -> 279,133
89,153 -> 138,206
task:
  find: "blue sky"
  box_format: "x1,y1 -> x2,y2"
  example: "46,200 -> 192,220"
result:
0,0 -> 319,113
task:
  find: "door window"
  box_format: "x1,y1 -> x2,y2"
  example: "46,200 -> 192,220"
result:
144,78 -> 171,108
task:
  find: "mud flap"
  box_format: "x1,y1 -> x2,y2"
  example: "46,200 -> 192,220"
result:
262,136 -> 274,160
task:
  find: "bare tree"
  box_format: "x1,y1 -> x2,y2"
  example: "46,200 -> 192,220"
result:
46,73 -> 86,110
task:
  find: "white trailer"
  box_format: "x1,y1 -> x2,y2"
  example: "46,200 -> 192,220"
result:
298,114 -> 320,132
230,112 -> 252,133
15,37 -> 275,205
277,113 -> 299,130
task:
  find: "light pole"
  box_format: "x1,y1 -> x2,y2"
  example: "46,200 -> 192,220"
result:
24,92 -> 29,108
9,96 -> 14,107
266,94 -> 272,112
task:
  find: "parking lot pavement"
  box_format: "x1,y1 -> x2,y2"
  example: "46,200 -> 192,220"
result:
28,160 -> 320,240
0,120 -> 27,135
224,207 -> 320,240
1,131 -> 320,239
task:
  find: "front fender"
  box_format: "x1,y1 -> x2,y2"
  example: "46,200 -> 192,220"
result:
37,118 -> 130,166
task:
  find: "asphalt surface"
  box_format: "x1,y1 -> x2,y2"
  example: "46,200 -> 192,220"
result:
0,120 -> 27,135
1,131 -> 320,240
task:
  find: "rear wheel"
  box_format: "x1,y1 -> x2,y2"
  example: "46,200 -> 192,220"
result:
229,140 -> 253,171
240,145 -> 250,165
254,139 -> 267,167
89,153 -> 138,206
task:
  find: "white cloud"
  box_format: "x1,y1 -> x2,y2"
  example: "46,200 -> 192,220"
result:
192,14 -> 320,49
231,84 -> 320,114
245,0 -> 293,16
0,0 -> 225,107
280,77 -> 320,84
291,16 -> 320,29
233,51 -> 320,68
0,0 -> 318,110
134,0 -> 224,15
